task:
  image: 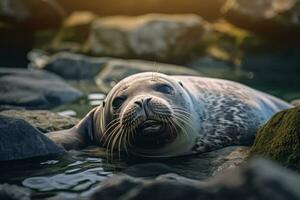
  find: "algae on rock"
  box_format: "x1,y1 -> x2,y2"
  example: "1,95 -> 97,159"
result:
251,106 -> 300,170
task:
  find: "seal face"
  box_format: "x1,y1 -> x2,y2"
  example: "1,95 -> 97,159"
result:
48,72 -> 292,158
94,72 -> 196,157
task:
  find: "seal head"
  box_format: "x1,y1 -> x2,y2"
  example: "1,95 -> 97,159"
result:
94,72 -> 196,157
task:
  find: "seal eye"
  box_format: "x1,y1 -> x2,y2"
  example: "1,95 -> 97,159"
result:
179,81 -> 183,87
112,96 -> 126,109
154,84 -> 174,94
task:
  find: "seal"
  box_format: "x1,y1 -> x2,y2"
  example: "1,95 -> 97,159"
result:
48,72 -> 292,158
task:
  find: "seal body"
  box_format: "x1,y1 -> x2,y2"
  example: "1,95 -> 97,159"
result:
48,73 -> 292,158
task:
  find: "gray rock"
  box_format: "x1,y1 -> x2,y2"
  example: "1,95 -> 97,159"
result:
89,158 -> 300,200
0,68 -> 82,109
0,109 -> 79,133
89,14 -> 209,63
0,115 -> 65,161
0,184 -> 31,200
223,0 -> 300,39
28,50 -> 109,80
96,59 -> 201,93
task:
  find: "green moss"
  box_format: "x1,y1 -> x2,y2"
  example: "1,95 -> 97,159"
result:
251,106 -> 300,170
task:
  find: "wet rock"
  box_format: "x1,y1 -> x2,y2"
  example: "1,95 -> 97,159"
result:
0,115 -> 65,161
28,50 -> 109,80
0,68 -> 82,109
0,109 -> 79,133
251,106 -> 300,170
123,146 -> 249,179
89,14 -> 210,63
291,99 -> 300,106
0,184 -> 31,200
90,158 -> 300,200
0,0 -> 65,30
223,0 -> 300,39
96,59 -> 201,93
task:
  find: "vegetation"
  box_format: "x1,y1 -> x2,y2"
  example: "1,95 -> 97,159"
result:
251,106 -> 300,170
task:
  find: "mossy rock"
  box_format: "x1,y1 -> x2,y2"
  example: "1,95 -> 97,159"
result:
251,106 -> 300,170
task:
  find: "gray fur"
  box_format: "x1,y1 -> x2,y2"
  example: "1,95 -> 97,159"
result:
175,76 -> 292,153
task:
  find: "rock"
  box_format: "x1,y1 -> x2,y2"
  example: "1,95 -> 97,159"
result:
0,109 -> 79,133
251,106 -> 300,170
0,0 -> 65,30
0,184 -> 31,200
291,99 -> 300,106
29,51 -> 201,89
0,25 -> 34,68
96,59 -> 201,93
0,68 -> 82,109
89,14 -> 210,63
123,146 -> 249,179
28,50 -> 109,80
89,158 -> 300,200
0,115 -> 65,161
50,11 -> 98,53
222,0 -> 300,39
57,0 -> 225,21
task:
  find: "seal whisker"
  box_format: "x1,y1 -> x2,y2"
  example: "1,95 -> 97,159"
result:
102,118 -> 121,146
110,127 -> 123,160
172,116 -> 189,138
173,113 -> 194,133
106,123 -> 122,157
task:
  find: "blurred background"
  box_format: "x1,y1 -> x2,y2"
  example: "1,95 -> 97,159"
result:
0,0 -> 300,116
1,1 -> 300,199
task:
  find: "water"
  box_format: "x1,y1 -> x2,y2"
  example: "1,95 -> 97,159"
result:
0,145 -> 247,199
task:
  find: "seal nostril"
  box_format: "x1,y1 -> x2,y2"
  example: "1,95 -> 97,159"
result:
134,100 -> 143,107
145,97 -> 152,106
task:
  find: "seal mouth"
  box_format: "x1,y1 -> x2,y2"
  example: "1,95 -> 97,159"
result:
133,119 -> 176,149
139,120 -> 164,136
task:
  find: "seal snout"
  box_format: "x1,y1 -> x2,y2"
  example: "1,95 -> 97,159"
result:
134,97 -> 153,117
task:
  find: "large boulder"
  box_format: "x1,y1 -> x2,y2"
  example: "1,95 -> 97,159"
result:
0,68 -> 82,109
50,11 -> 98,53
89,158 -> 300,200
0,115 -> 65,161
251,106 -> 300,170
89,14 -> 210,63
222,0 -> 300,39
28,50 -> 109,80
95,59 -> 201,93
0,0 -> 65,30
0,109 -> 79,133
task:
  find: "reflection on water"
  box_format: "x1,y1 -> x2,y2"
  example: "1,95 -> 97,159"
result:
0,147 -> 122,199
0,145 -> 246,199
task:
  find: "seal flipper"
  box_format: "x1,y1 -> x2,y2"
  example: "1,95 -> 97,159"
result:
47,107 -> 99,150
